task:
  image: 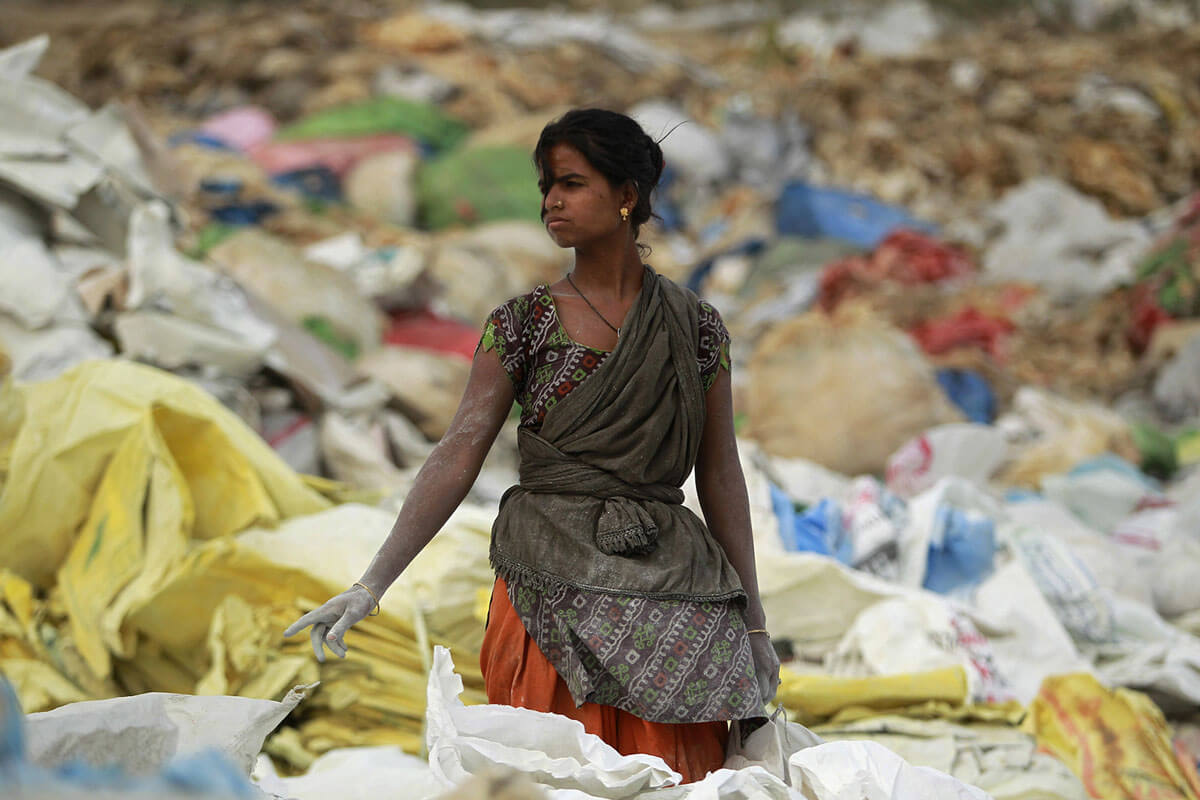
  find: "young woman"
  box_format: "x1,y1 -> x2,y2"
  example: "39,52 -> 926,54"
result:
286,108 -> 779,783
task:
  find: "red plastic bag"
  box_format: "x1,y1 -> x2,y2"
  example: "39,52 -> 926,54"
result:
819,230 -> 974,311
384,310 -> 478,360
909,308 -> 1014,359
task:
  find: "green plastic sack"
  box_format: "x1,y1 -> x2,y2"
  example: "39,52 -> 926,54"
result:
275,97 -> 469,153
1130,421 -> 1177,480
417,146 -> 542,230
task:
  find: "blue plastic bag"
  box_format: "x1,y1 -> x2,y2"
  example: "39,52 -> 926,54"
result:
936,368 -> 996,424
923,505 -> 996,594
209,201 -> 280,226
771,486 -> 852,564
775,182 -> 936,249
272,166 -> 343,202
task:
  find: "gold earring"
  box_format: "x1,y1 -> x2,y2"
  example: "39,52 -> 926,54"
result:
620,207 -> 630,221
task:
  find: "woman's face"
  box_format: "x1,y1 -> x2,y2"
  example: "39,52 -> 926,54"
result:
538,143 -> 632,249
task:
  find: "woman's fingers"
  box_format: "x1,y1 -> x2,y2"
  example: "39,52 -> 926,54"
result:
281,592 -> 367,662
310,622 -> 328,663
325,616 -> 354,657
284,606 -> 327,638
749,635 -> 780,706
324,633 -> 348,662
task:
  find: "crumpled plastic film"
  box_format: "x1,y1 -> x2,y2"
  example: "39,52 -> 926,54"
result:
0,359 -> 330,590
1023,673 -> 1200,800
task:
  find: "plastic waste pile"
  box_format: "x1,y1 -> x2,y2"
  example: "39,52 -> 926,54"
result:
3,1 -> 1200,798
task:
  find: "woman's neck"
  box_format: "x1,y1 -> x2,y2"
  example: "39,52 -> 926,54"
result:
571,237 -> 645,299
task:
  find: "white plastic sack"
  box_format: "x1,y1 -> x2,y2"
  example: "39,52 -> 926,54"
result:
842,477 -> 906,580
787,740 -> 993,800
0,34 -> 49,78
1002,498 -> 1153,607
825,594 -> 1015,704
253,746 -> 443,800
886,424 -> 1008,499
317,410 -> 417,493
755,552 -> 906,661
1150,512 -> 1200,617
127,202 -> 278,363
25,684 -> 311,777
1087,594 -> 1200,713
812,716 -> 1088,800
1040,458 -> 1162,535
114,310 -> 266,376
0,315 -> 113,383
724,713 -> 823,784
1006,526 -> 1115,644
0,185 -> 77,330
965,560 -> 1092,705
981,178 -> 1150,300
425,646 -> 681,798
643,768 -> 797,800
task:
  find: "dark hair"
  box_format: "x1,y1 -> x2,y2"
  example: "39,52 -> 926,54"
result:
533,108 -> 665,243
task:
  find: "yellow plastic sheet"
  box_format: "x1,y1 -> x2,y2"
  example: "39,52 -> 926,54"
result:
0,360 -> 488,765
128,536 -> 483,767
1024,673 -> 1200,800
0,360 -> 330,589
776,665 -> 970,725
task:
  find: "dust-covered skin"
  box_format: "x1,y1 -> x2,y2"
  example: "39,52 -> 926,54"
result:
284,346 -> 514,661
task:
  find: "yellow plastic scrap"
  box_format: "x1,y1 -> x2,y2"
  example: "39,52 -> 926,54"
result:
0,570 -> 34,633
124,538 -> 332,654
0,659 -> 90,711
196,594 -> 305,698
818,697 -> 1026,727
0,360 -> 492,760
1178,430 -> 1200,468
1024,673 -> 1200,800
56,412 -> 195,682
775,666 -> 970,725
0,360 -> 330,589
113,536 -> 484,765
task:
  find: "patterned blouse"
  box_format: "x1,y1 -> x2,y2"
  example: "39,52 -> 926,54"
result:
478,282 -> 761,724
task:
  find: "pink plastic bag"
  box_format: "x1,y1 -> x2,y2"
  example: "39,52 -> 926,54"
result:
200,106 -> 277,151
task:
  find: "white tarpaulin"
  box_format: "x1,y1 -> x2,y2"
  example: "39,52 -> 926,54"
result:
424,647 -> 997,800
425,646 -> 681,799
26,683 -> 313,777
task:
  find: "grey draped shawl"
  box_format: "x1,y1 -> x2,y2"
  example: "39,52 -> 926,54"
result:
489,267 -> 745,603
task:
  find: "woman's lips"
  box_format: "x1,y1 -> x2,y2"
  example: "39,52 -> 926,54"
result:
546,218 -> 568,230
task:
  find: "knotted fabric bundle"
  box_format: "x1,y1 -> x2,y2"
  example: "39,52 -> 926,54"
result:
490,268 -> 745,603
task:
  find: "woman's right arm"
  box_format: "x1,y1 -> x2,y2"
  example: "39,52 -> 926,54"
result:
284,345 -> 516,660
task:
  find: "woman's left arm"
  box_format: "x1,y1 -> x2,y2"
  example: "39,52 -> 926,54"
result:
695,367 -> 779,703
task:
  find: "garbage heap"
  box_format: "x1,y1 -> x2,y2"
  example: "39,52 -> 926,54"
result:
2,2 -> 1200,799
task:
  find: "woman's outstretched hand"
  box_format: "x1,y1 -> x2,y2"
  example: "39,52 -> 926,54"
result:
749,632 -> 781,707
283,585 -> 377,662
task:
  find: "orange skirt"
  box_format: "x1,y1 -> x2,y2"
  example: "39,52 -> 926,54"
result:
480,577 -> 728,784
